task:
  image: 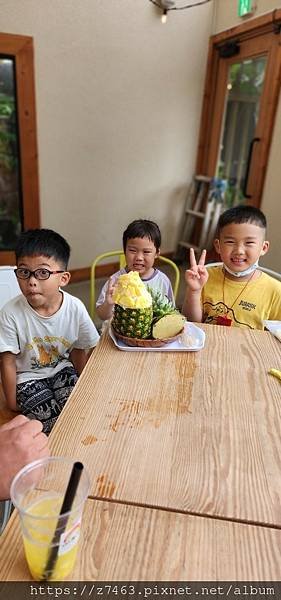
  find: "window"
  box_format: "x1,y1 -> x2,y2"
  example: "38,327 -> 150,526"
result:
0,33 -> 39,264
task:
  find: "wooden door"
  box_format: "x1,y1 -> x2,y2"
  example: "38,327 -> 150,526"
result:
196,10 -> 281,208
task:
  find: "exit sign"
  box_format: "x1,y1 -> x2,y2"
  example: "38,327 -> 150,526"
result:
238,0 -> 253,16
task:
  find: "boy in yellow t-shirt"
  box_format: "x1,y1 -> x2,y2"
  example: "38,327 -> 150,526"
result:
182,205 -> 281,329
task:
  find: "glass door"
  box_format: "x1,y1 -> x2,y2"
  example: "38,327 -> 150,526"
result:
217,55 -> 266,206
196,12 -> 281,208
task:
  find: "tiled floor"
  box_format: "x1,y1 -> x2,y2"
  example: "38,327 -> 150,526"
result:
67,264 -> 187,330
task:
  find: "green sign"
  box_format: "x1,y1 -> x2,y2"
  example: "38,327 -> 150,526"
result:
238,0 -> 253,17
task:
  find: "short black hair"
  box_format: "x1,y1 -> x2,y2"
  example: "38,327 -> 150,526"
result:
217,205 -> 267,235
123,219 -> 161,252
15,229 -> 70,268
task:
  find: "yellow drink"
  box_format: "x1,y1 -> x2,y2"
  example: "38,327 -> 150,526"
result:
23,496 -> 80,581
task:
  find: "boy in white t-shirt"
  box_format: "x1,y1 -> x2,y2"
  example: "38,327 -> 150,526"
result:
0,229 -> 99,433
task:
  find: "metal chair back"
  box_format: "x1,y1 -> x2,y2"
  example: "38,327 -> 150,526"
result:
206,262 -> 281,281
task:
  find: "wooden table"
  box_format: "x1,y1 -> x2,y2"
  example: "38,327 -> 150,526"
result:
49,325 -> 281,527
1,497 -> 281,581
1,324 -> 281,582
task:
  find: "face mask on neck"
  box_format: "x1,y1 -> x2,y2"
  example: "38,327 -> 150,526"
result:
223,261 -> 259,278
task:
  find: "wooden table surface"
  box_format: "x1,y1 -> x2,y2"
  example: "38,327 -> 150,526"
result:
1,497 -> 281,581
48,325 -> 281,527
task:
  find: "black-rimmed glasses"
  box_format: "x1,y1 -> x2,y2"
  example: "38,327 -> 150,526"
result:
15,268 -> 65,280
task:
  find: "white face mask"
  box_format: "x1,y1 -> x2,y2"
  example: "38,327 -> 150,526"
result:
223,261 -> 259,278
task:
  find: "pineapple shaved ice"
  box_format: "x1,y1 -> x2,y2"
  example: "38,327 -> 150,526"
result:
113,272 -> 152,309
112,271 -> 185,342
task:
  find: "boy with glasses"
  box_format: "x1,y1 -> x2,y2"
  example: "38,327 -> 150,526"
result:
0,229 -> 99,434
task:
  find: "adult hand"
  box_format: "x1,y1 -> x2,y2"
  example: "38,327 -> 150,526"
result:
0,415 -> 49,500
185,248 -> 209,292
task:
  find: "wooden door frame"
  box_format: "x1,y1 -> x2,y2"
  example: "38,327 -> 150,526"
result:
0,32 -> 40,265
196,9 -> 281,207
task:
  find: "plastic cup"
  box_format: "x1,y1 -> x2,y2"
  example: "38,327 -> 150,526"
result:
10,457 -> 90,581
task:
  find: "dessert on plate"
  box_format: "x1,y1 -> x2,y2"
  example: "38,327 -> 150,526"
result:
111,271 -> 185,346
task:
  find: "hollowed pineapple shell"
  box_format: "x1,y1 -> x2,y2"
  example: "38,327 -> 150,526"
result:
112,304 -> 153,339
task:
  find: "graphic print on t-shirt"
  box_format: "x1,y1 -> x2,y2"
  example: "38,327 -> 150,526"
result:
26,335 -> 72,369
203,301 -> 254,329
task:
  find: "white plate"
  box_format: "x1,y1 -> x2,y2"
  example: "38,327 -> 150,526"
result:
109,322 -> 205,352
263,320 -> 281,342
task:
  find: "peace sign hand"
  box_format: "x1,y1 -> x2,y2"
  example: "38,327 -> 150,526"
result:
185,248 -> 209,292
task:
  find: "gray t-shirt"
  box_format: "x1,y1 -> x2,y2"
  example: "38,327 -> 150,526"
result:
0,291 -> 100,384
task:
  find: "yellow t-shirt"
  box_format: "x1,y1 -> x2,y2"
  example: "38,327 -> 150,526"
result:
202,267 -> 281,329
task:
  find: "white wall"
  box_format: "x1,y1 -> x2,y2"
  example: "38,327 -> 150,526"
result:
214,0 -> 281,32
214,0 -> 281,272
0,0 -> 213,269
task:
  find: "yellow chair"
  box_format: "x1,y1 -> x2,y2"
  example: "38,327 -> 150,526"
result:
155,255 -> 180,300
90,251 -> 180,320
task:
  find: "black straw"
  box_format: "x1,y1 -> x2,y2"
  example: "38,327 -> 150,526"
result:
42,461 -> 84,580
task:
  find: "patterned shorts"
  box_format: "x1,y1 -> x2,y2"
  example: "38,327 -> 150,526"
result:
17,366 -> 78,435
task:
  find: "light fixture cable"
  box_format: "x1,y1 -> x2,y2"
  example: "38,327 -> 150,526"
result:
149,0 -> 212,24
149,0 -> 212,14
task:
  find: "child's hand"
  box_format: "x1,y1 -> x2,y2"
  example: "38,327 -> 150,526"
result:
185,248 -> 209,292
105,276 -> 117,305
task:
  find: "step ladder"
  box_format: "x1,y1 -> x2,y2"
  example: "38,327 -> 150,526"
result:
175,175 -> 224,261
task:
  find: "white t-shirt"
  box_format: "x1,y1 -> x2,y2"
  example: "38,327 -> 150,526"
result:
0,291 -> 100,384
96,268 -> 175,307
